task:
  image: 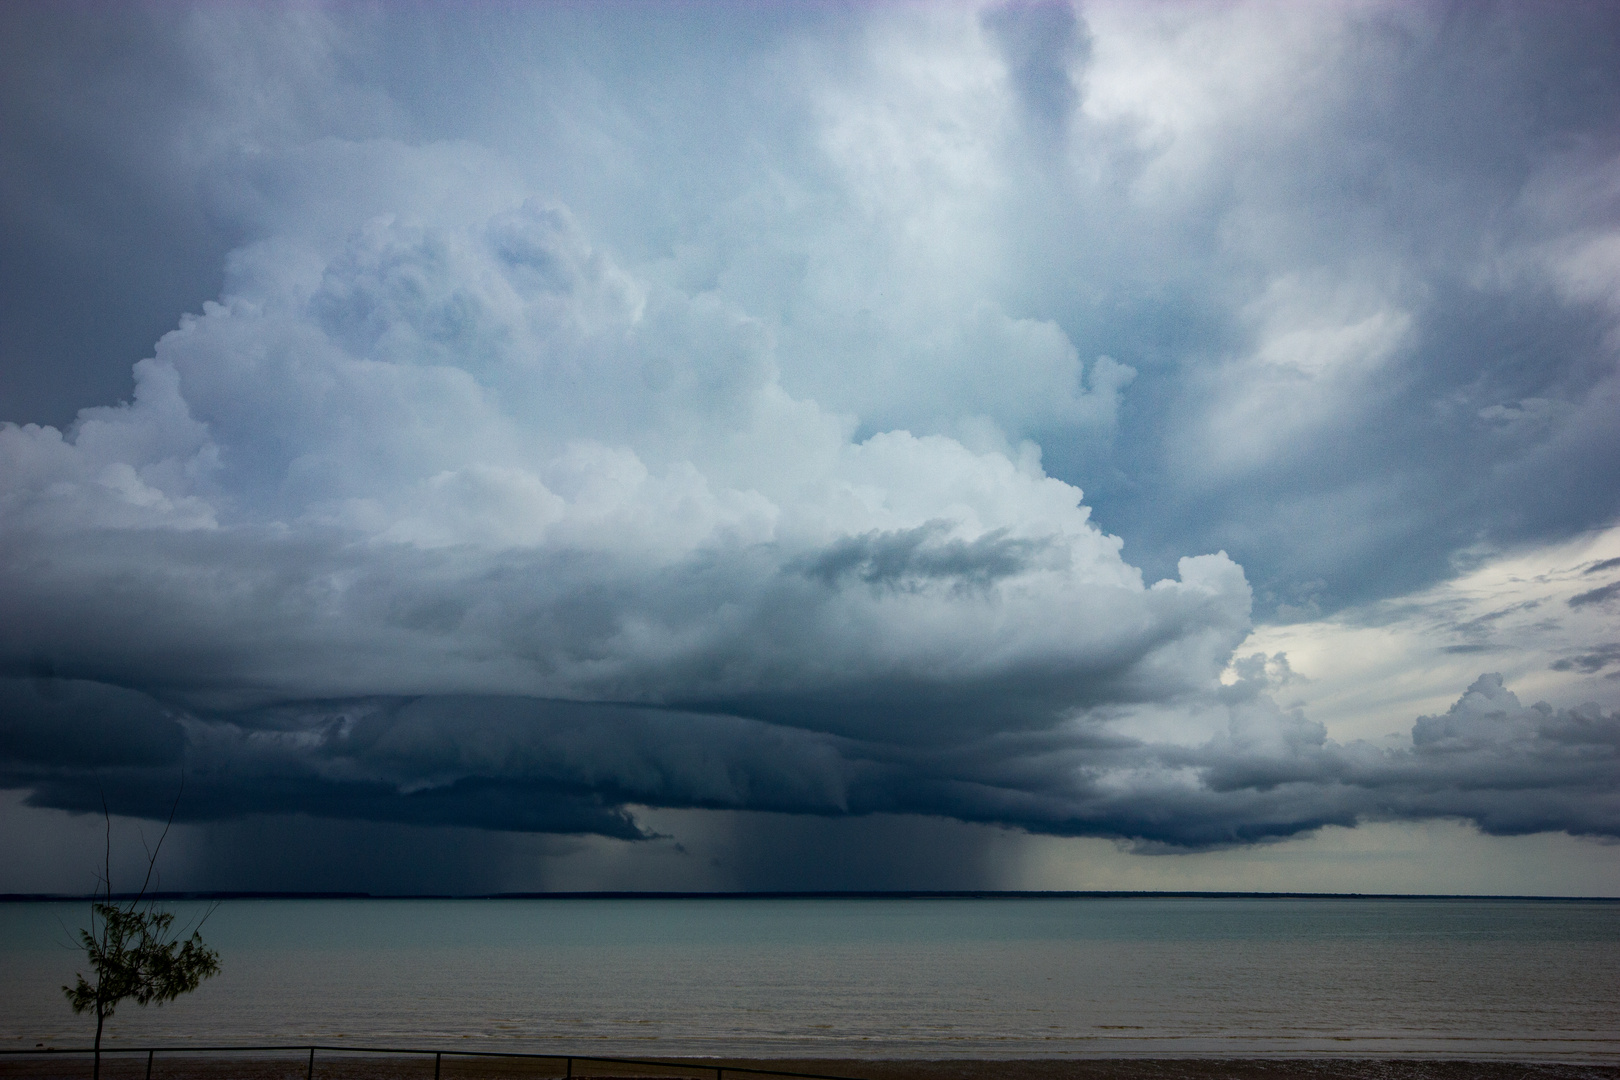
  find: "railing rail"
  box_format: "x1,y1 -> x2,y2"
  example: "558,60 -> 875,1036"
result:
0,1045 -> 869,1080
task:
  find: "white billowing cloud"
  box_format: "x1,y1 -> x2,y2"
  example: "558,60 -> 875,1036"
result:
0,359 -> 220,535
1180,274 -> 1413,478
0,160 -> 1306,846
0,185 -> 1247,749
621,1 -> 1137,449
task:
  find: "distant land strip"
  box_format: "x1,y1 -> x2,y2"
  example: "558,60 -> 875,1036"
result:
4,890 -> 1617,902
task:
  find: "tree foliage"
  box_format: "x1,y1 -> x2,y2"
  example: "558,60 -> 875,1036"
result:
64,904 -> 221,1014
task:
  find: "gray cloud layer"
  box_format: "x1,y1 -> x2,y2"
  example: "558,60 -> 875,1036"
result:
2,1 -> 1618,864
6,668 -> 1617,851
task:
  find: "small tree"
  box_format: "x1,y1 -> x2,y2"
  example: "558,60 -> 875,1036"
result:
64,790 -> 220,1080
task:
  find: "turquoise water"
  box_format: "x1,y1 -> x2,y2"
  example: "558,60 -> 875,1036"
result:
2,897 -> 1616,1060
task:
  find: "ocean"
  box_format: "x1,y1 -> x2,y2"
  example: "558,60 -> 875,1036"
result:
2,897 -> 1616,1061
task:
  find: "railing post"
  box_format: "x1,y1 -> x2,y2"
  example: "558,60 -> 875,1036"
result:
566,1058 -> 572,1079
145,1050 -> 153,1080
435,1053 -> 441,1080
307,1047 -> 315,1080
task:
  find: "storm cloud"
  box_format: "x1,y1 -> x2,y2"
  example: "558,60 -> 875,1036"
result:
2,0 -> 1618,874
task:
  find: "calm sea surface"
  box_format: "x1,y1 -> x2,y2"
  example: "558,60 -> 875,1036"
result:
2,898 -> 1616,1060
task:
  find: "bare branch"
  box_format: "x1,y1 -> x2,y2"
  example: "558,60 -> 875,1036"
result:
133,774 -> 184,910
100,789 -> 111,902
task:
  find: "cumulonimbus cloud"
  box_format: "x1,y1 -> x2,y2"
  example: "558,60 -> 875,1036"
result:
2,192 -> 1615,849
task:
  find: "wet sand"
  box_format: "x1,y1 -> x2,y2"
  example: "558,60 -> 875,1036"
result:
2,1055 -> 1616,1080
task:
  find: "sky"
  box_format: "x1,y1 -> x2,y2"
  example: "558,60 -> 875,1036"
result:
2,0 -> 1618,897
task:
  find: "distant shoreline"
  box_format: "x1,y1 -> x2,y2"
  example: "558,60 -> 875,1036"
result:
4,890 -> 1618,903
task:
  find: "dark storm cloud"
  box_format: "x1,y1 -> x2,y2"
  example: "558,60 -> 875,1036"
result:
1569,581 -> 1620,609
0,675 -> 182,769
0,6 -> 220,426
1551,644 -> 1620,675
2,1 -> 1619,873
7,670 -> 1616,851
981,0 -> 1088,136
800,522 -> 1056,591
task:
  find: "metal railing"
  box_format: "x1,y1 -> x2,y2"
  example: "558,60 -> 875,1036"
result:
0,1045 -> 869,1080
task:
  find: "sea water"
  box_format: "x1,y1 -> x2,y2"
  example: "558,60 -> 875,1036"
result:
2,897 -> 1616,1060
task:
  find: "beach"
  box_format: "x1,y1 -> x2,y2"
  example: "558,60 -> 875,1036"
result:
4,1056 -> 1620,1080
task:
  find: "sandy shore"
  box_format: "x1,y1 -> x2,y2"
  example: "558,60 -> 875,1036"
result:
2,1055 -> 1616,1080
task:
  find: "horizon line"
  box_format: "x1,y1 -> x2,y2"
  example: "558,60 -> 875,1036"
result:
4,889 -> 1616,903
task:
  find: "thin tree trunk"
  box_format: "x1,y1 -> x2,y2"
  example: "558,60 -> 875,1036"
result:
93,1003 -> 104,1080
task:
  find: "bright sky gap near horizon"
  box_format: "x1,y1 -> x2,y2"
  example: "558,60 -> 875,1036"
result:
1,0 -> 1618,897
